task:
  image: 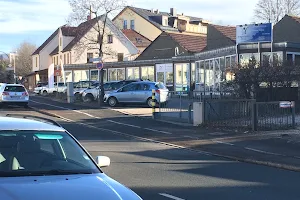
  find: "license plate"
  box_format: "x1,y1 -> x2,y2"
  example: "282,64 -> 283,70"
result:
10,96 -> 20,99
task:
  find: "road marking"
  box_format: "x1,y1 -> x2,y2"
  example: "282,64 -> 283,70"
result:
106,120 -> 141,128
73,110 -> 96,118
144,128 -> 172,135
244,147 -> 283,156
31,100 -> 70,110
159,193 -> 185,200
213,140 -> 235,146
183,135 -> 199,139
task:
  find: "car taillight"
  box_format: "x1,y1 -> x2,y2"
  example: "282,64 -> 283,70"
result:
155,89 -> 160,94
2,92 -> 9,96
22,92 -> 29,96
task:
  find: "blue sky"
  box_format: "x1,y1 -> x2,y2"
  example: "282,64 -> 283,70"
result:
0,0 -> 257,53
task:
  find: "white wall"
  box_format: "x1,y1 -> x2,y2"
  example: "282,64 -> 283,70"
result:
71,19 -> 138,64
39,35 -> 59,71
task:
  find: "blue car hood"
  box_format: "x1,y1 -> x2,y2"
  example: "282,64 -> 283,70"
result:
0,173 -> 141,200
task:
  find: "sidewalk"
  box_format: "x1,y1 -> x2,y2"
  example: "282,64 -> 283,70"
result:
30,95 -> 300,172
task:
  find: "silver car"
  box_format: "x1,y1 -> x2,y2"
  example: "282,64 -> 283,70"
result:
104,82 -> 169,107
0,83 -> 29,108
0,114 -> 142,200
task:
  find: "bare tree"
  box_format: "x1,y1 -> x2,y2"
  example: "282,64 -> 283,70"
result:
14,41 -> 36,77
67,0 -> 127,106
254,0 -> 300,24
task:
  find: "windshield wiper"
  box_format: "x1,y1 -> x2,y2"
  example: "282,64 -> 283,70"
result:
41,169 -> 94,175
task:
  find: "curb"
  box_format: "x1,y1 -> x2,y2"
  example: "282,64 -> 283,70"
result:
30,105 -> 300,172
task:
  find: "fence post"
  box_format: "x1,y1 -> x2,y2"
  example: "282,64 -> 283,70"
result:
179,92 -> 182,118
292,101 -> 296,129
152,89 -> 155,119
188,103 -> 192,124
251,100 -> 258,131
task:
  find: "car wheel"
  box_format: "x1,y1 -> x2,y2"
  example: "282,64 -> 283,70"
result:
147,98 -> 155,108
42,90 -> 48,96
83,94 -> 94,103
108,97 -> 118,107
75,92 -> 81,101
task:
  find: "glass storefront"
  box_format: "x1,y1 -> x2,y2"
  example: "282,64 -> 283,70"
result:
90,69 -> 107,82
64,71 -> 73,83
108,68 -> 125,81
175,63 -> 189,92
141,66 -> 154,81
73,70 -> 89,82
156,63 -> 174,90
126,67 -> 140,79
239,53 -> 260,66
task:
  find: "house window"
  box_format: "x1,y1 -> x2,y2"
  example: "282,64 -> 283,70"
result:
130,20 -> 135,30
123,20 -> 128,29
87,53 -> 93,63
64,54 -> 66,64
118,53 -> 124,61
108,35 -> 113,44
69,53 -> 71,64
35,57 -> 38,68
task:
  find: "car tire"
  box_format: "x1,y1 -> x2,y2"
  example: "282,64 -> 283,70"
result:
75,92 -> 81,101
108,97 -> 118,107
147,98 -> 155,108
42,90 -> 48,96
83,94 -> 94,103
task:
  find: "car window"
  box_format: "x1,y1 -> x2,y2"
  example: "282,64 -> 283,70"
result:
4,86 -> 25,92
121,84 -> 138,92
58,83 -> 65,87
140,84 -> 150,91
0,131 -> 100,176
155,83 -> 167,89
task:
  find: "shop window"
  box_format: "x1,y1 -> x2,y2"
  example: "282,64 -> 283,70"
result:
126,67 -> 139,79
141,66 -> 154,81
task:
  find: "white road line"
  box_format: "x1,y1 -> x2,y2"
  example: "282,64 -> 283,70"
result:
73,110 -> 96,118
213,140 -> 235,146
159,193 -> 185,200
144,128 -> 172,135
31,100 -> 70,110
183,136 -> 199,139
106,120 -> 141,128
244,147 -> 283,156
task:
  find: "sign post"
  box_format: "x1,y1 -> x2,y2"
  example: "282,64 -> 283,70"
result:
96,58 -> 103,106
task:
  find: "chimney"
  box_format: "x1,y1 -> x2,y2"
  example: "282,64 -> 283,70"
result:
151,8 -> 154,13
155,9 -> 159,14
170,8 -> 176,16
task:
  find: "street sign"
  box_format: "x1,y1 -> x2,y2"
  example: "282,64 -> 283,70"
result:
236,23 -> 272,44
89,57 -> 102,63
96,62 -> 103,69
279,101 -> 295,108
54,69 -> 61,76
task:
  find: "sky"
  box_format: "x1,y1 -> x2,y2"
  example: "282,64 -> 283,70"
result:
0,0 -> 257,53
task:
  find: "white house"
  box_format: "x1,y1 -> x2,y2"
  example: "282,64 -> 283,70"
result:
30,15 -> 139,85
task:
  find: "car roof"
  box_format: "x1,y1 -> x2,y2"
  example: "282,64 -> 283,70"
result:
1,84 -> 25,87
0,117 -> 65,132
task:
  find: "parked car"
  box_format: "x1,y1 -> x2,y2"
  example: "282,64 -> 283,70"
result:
0,83 -> 29,108
104,81 -> 169,107
62,81 -> 97,100
0,114 -> 142,200
41,83 -> 67,95
33,82 -> 48,95
82,80 -> 138,102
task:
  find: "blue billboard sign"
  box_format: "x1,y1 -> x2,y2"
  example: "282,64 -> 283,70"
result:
236,23 -> 272,44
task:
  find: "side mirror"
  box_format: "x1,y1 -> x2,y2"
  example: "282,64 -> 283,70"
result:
96,156 -> 110,168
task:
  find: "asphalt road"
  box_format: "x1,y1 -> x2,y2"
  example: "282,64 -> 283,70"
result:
1,101 -> 300,200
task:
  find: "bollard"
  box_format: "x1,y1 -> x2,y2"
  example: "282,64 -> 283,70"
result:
152,89 -> 156,119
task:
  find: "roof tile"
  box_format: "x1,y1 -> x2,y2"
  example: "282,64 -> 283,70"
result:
211,24 -> 236,41
168,32 -> 207,52
122,29 -> 151,47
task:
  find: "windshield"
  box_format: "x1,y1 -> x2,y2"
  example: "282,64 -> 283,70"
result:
0,131 -> 100,177
4,86 -> 26,92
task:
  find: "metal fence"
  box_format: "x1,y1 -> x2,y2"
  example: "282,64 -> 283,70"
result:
256,102 -> 295,130
154,91 -> 234,124
204,99 -> 255,130
203,99 -> 296,131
